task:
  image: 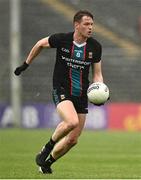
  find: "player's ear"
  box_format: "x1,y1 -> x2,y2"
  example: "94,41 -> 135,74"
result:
74,21 -> 79,30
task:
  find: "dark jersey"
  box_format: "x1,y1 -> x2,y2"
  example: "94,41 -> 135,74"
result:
48,32 -> 102,97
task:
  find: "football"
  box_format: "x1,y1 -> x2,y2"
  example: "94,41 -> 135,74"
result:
87,82 -> 109,105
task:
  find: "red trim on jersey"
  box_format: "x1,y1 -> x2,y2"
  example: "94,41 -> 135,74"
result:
80,70 -> 83,96
71,44 -> 74,58
80,44 -> 86,96
69,68 -> 72,95
69,43 -> 74,95
83,44 -> 86,60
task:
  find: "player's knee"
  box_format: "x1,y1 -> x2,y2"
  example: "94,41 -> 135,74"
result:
66,121 -> 79,130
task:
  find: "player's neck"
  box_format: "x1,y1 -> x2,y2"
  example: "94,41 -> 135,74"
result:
73,32 -> 87,44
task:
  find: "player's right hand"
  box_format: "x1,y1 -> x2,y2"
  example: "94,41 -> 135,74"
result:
14,62 -> 29,76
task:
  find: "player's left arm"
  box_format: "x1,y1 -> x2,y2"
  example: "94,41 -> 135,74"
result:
93,60 -> 110,103
92,60 -> 103,83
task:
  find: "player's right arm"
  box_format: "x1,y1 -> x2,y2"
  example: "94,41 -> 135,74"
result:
14,33 -> 64,76
14,37 -> 50,76
25,37 -> 50,65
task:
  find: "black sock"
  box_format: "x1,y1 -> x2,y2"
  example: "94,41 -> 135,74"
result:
45,137 -> 56,150
45,154 -> 56,167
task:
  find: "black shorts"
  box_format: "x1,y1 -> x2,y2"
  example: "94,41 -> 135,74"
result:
52,87 -> 88,114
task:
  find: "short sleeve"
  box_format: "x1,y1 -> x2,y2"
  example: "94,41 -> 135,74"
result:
48,33 -> 65,48
93,42 -> 102,63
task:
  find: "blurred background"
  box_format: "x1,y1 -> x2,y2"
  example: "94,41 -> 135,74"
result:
0,0 -> 141,130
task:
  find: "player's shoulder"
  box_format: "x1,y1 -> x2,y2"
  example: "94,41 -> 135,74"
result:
87,37 -> 102,48
48,32 -> 73,48
50,32 -> 73,41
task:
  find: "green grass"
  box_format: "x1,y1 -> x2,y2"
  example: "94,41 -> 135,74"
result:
0,128 -> 141,179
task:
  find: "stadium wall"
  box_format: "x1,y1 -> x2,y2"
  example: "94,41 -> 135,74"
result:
0,103 -> 141,131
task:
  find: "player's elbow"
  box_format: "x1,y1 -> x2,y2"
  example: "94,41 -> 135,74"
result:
36,40 -> 44,49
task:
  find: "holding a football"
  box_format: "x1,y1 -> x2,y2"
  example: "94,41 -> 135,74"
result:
87,82 -> 110,105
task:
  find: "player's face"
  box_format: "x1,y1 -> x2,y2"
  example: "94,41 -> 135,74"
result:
75,16 -> 94,38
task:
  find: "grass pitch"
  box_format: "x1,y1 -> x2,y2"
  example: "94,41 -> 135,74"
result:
0,128 -> 141,179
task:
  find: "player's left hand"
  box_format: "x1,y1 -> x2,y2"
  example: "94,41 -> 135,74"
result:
92,96 -> 110,106
92,103 -> 104,106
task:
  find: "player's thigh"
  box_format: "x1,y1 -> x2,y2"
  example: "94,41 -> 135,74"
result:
67,113 -> 86,140
57,100 -> 79,124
